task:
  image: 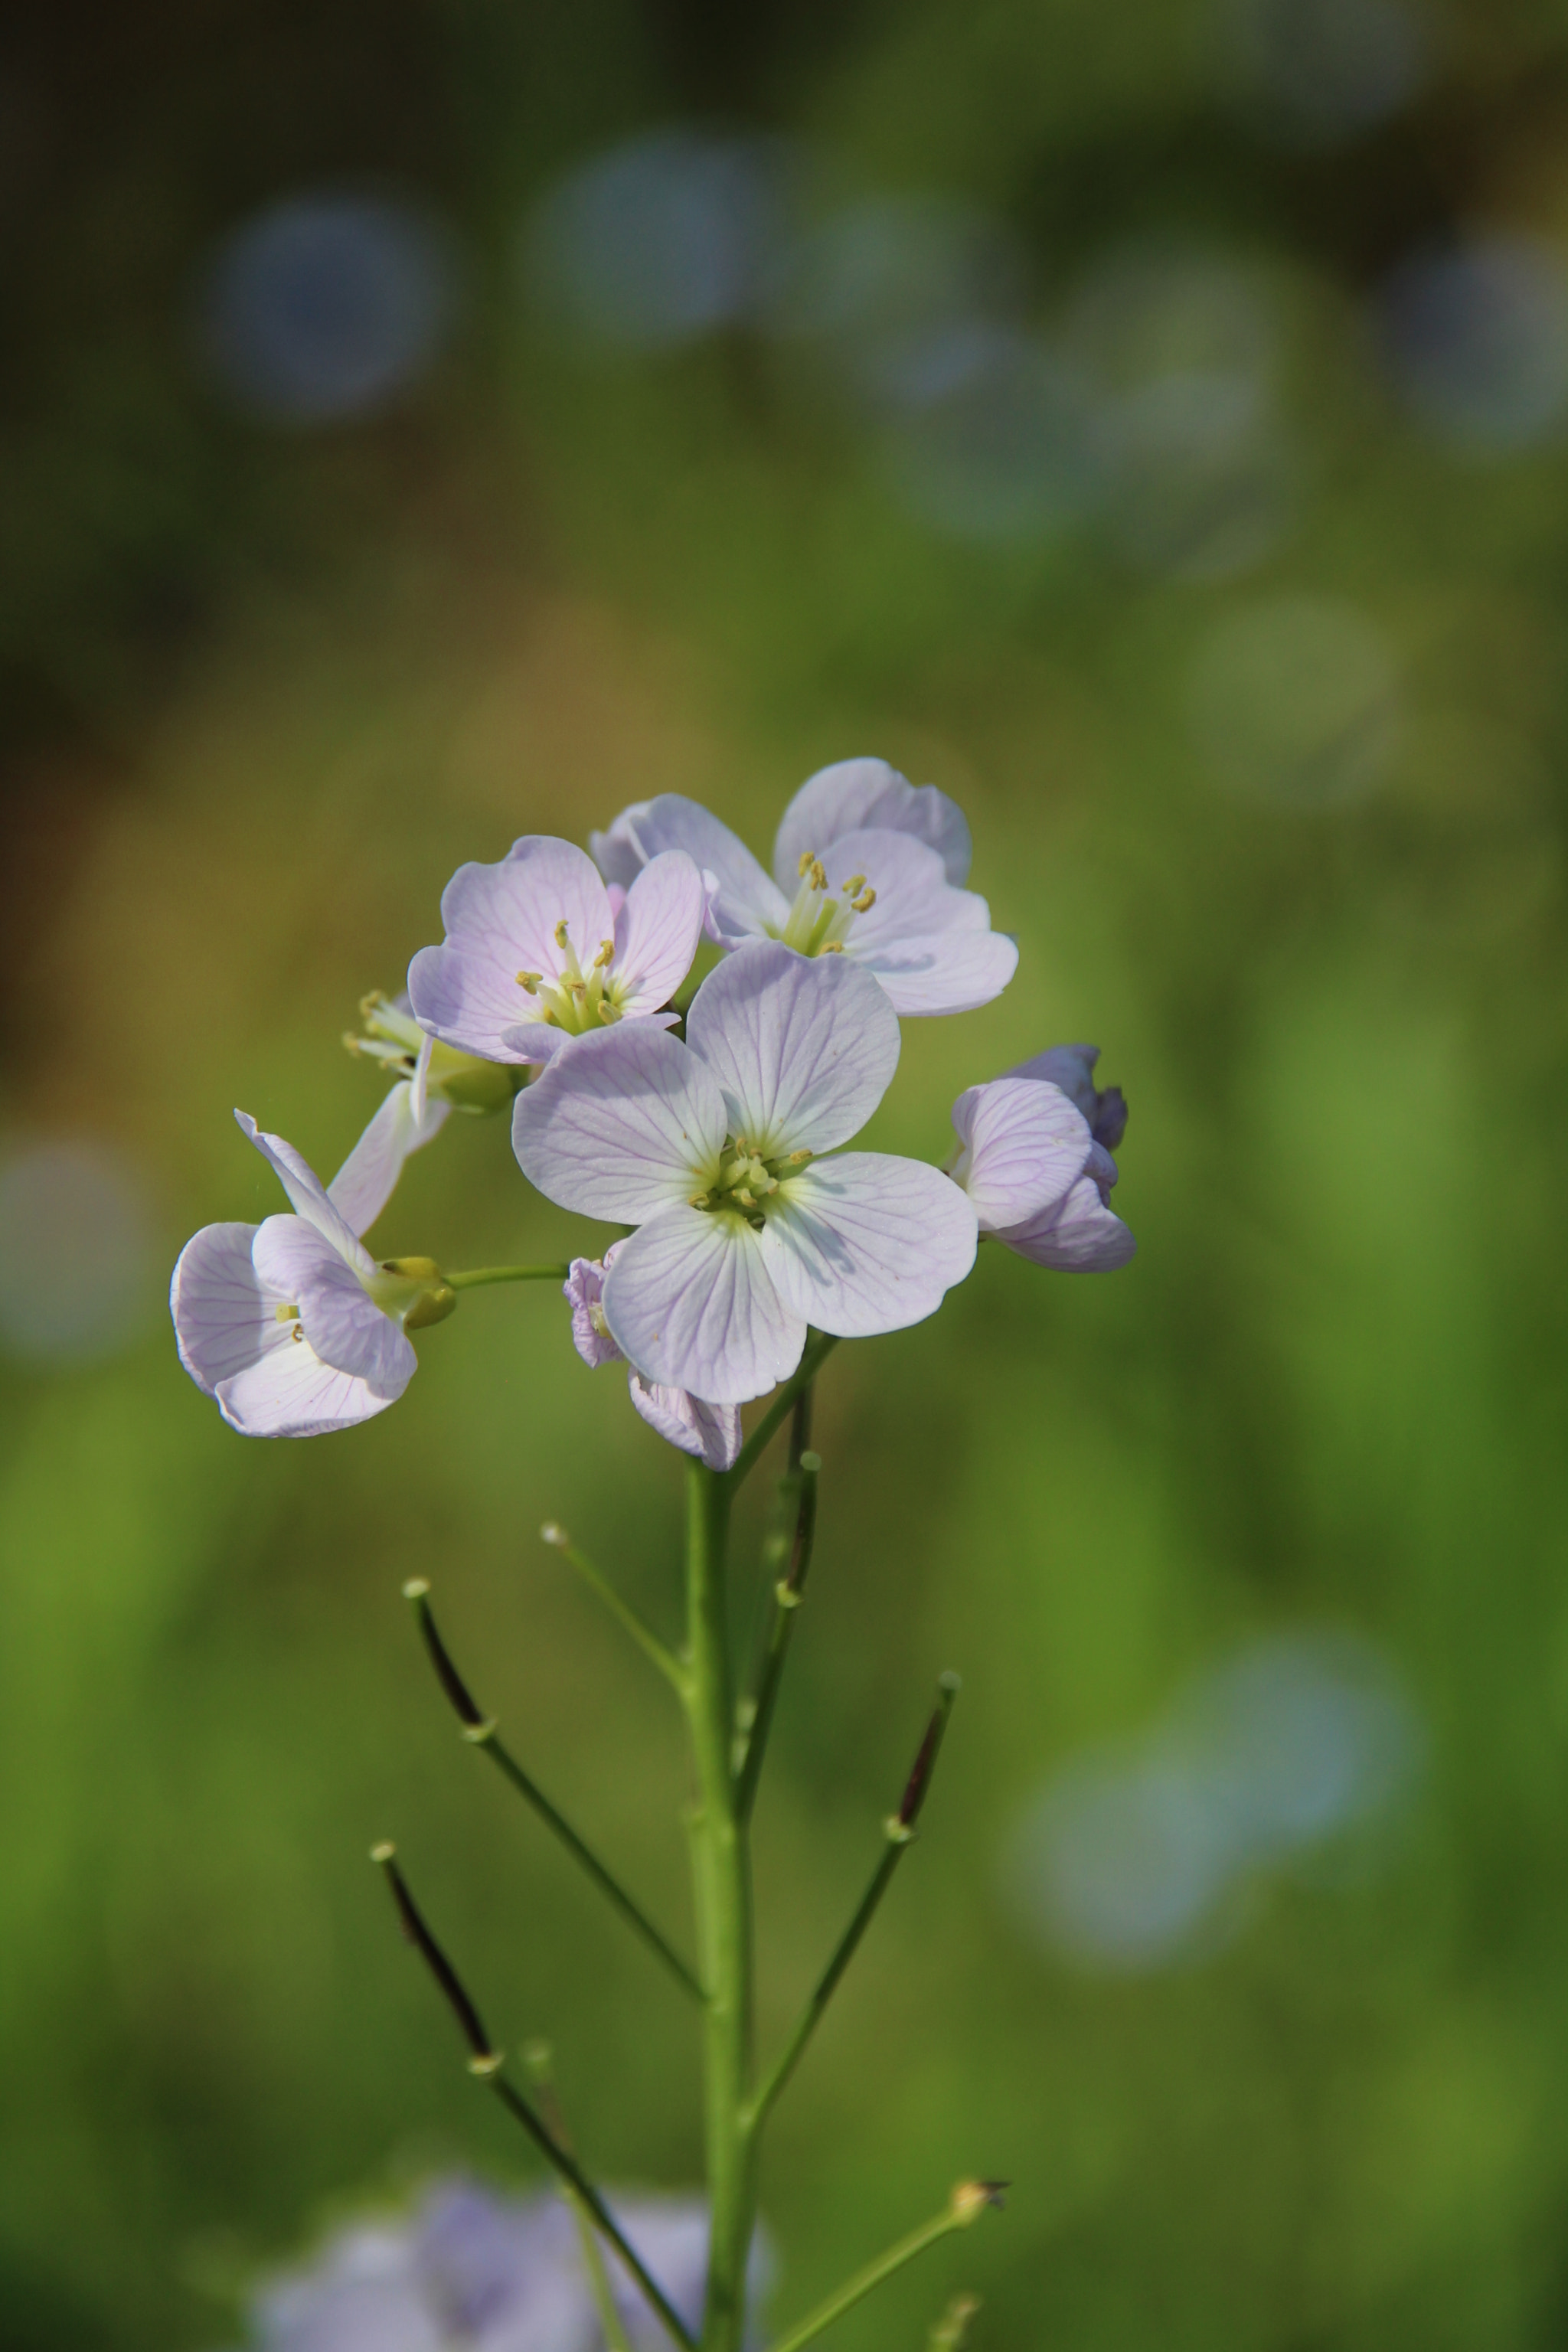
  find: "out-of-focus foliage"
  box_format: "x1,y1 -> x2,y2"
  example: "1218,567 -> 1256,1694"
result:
4,3 -> 1568,2348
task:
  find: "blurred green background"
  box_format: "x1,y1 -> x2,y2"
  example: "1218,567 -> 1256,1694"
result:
5,2 -> 1568,2345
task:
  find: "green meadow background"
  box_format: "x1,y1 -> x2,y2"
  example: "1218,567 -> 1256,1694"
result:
5,3 -> 1568,2346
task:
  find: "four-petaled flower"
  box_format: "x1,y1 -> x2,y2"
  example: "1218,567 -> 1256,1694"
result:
949,1047 -> 1134,1271
407,836 -> 707,1067
590,758 -> 1018,1018
567,1250 -> 742,1472
171,1112 -> 455,1436
514,941 -> 979,1404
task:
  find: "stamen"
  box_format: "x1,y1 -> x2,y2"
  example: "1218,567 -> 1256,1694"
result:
596,1001 -> 619,1023
786,1148 -> 813,1165
798,850 -> 815,880
689,1191 -> 710,1208
554,919 -> 570,950
517,970 -> 541,991
822,940 -> 845,952
593,939 -> 615,969
841,874 -> 866,896
291,1325 -> 305,1344
274,1302 -> 300,1321
809,857 -> 827,892
851,886 -> 877,913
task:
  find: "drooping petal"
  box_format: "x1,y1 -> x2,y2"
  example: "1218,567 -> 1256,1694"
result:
1008,1043 -> 1128,1150
611,849 -> 708,1012
684,940 -> 900,1157
170,1220 -> 270,1395
564,1255 -> 624,1368
512,1024 -> 727,1222
440,837 -> 616,982
950,1075 -> 1094,1233
328,1082 -> 452,1237
235,1110 -> 374,1273
997,1167 -> 1136,1271
253,1214 -> 417,1394
627,1371 -> 743,1471
408,942 -> 551,1065
760,1153 -> 978,1336
602,1204 -> 805,1404
590,794 -> 786,946
773,757 -> 972,889
216,1336 -> 397,1437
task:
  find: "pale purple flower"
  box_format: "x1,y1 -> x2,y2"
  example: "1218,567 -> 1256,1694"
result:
244,2177 -> 745,2352
171,1112 -> 453,1438
566,1250 -> 742,1471
407,836 -> 707,1067
336,991 -> 523,1231
590,757 -> 1017,1017
950,1050 -> 1134,1272
514,942 -> 978,1404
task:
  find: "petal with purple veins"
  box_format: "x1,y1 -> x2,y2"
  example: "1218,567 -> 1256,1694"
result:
951,1075 -> 1093,1233
236,1110 -> 373,1272
592,793 -> 786,945
512,1024 -> 727,1222
602,1204 -> 805,1404
773,757 -> 973,889
170,1220 -> 270,1394
759,1153 -> 978,1337
611,849 -> 708,1011
328,1081 -> 451,1238
684,940 -> 900,1157
628,1370 -> 742,1470
253,1214 -> 417,1393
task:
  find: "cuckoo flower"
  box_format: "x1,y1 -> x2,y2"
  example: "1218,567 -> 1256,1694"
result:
514,941 -> 978,1404
949,1053 -> 1134,1272
590,758 -> 1016,1017
171,1112 -> 455,1437
567,1249 -> 742,1472
407,836 -> 707,1067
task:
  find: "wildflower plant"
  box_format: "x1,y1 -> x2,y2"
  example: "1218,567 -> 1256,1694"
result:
173,756 -> 1133,2352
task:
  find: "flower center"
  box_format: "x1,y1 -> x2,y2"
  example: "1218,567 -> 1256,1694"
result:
518,920 -> 626,1034
689,1135 -> 813,1230
772,852 -> 877,957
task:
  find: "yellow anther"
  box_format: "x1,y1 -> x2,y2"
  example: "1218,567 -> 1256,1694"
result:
517,970 -> 541,992
822,940 -> 845,952
798,849 -> 815,879
291,1325 -> 305,1344
593,938 -> 615,969
851,886 -> 877,913
358,990 -> 386,1021
689,1191 -> 710,1208
554,918 -> 570,949
733,1187 -> 756,1208
786,1148 -> 813,1165
809,858 -> 827,892
596,1000 -> 619,1024
841,874 -> 866,896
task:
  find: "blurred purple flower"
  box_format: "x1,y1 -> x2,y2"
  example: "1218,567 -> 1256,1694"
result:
950,1050 -> 1134,1272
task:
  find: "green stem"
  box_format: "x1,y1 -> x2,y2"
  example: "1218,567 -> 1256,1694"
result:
541,1523 -> 690,1694
684,1462 -> 757,2352
733,1449 -> 819,1824
446,1263 -> 571,1289
767,2188 -> 999,2352
746,1677 -> 959,2134
727,1333 -> 839,1490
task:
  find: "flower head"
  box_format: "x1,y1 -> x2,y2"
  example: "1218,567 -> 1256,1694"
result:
1007,1041 -> 1127,1152
407,836 -> 707,1067
567,1250 -> 741,1471
514,942 -> 978,1403
949,1051 -> 1134,1272
590,760 -> 1016,1018
171,1112 -> 454,1437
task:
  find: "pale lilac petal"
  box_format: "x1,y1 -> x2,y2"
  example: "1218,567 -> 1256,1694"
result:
628,1371 -> 743,1471
950,1075 -> 1094,1233
440,837 -> 615,982
773,757 -> 972,888
684,941 -> 900,1156
589,819 -> 645,891
1008,1043 -> 1128,1149
852,924 -> 1019,1018
760,1154 -> 977,1337
602,1204 -> 804,1404
611,851 -> 707,1011
998,1169 -> 1136,1271
328,1083 -> 452,1237
409,942 -> 551,1065
591,795 -> 786,945
236,1110 -> 373,1272
564,1256 -> 623,1368
253,1214 -> 416,1393
216,1337 -> 396,1437
512,1025 -> 726,1221
409,1029 -> 434,1126
499,1009 -> 681,1063
170,1220 -> 269,1395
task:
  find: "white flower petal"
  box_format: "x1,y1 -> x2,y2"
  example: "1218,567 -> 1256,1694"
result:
773,757 -> 972,889
592,794 -> 786,945
236,1110 -> 374,1273
216,1337 -> 396,1437
612,850 -> 708,1011
759,1154 -> 978,1337
441,837 -> 615,981
328,1082 -> 452,1237
684,940 -> 900,1157
627,1370 -> 742,1471
511,1024 -> 727,1221
851,924 -> 1019,1017
950,1075 -> 1093,1233
996,1158 -> 1135,1271
564,1255 -> 624,1368
252,1214 -> 416,1393
170,1220 -> 270,1395
408,942 -> 550,1064
602,1204 -> 805,1404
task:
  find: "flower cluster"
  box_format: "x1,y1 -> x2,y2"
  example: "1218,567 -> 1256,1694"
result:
172,756 -> 1133,1444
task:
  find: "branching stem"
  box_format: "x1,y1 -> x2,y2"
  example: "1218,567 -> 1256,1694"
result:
727,1333 -> 838,1489
540,1524 -> 689,1694
766,2186 -> 1001,2352
446,1263 -> 571,1289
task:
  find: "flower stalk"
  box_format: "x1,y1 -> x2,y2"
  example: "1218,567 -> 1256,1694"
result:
766,2183 -> 1003,2352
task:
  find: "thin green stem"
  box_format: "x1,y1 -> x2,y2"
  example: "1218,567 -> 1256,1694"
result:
446,1263 -> 571,1290
540,1524 -> 689,1694
727,1333 -> 839,1490
523,2042 -> 635,2352
683,1462 -> 757,2352
733,1449 -> 819,1824
746,1677 -> 959,2133
403,1583 -> 703,2004
767,2187 -> 1001,2352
